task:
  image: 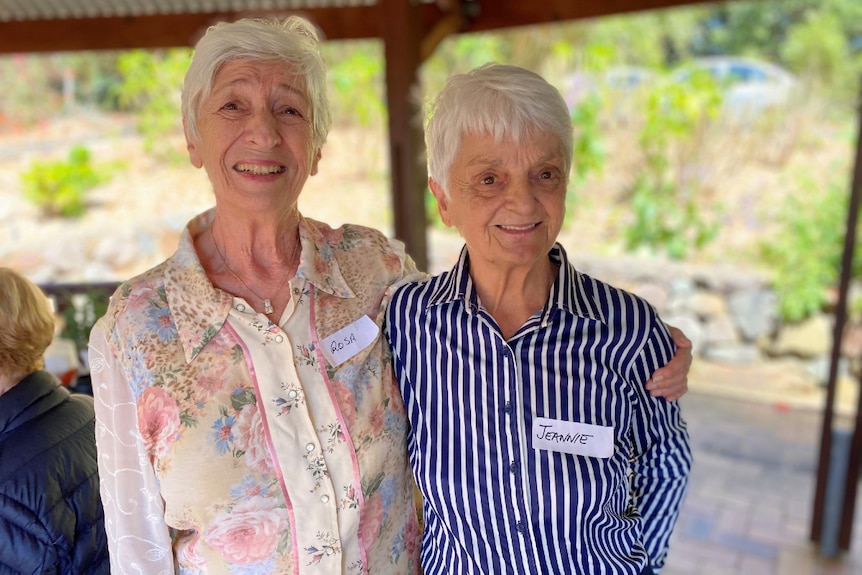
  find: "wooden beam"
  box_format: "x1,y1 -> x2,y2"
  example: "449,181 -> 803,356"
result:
380,0 -> 428,271
0,7 -> 383,54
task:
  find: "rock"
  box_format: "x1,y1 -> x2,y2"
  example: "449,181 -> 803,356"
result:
702,343 -> 761,364
703,314 -> 740,346
662,313 -> 704,356
728,287 -> 778,342
769,314 -> 833,358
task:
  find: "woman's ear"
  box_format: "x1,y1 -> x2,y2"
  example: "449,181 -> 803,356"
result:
183,119 -> 203,169
429,178 -> 452,227
310,147 -> 322,176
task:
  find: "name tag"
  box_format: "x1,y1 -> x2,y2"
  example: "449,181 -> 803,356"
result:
532,417 -> 615,458
321,315 -> 379,366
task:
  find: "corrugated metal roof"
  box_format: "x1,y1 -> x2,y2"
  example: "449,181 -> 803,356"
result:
0,0 -> 378,22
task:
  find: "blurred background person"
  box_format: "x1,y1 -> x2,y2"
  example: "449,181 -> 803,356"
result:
0,266 -> 109,574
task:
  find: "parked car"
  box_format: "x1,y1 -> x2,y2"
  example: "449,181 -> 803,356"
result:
562,66 -> 656,110
670,56 -> 798,120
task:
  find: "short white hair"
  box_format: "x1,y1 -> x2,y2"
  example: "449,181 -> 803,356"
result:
425,63 -> 574,194
181,16 -> 331,151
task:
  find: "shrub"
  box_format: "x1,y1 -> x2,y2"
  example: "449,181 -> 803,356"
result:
622,71 -> 724,259
21,145 -> 110,217
760,175 -> 859,322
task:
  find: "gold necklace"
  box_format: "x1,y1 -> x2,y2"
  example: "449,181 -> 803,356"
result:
211,225 -> 299,315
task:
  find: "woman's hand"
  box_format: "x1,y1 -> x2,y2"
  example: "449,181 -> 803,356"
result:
646,325 -> 692,401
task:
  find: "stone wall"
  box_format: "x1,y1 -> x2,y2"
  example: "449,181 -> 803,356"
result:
572,253 -> 858,390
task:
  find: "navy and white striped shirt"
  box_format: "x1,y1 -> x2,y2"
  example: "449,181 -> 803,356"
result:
386,244 -> 691,575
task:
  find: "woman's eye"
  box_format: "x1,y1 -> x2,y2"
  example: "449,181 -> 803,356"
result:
282,106 -> 302,117
221,102 -> 239,111
480,175 -> 496,185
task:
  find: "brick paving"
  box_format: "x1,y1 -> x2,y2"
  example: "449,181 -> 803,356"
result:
663,393 -> 862,575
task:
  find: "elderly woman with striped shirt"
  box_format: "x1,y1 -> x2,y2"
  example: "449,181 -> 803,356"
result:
386,63 -> 692,575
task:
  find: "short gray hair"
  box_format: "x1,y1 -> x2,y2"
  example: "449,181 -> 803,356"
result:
425,63 -> 573,194
181,16 -> 331,150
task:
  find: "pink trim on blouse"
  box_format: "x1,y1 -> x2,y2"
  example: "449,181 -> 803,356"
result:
308,284 -> 369,573
225,319 -> 301,575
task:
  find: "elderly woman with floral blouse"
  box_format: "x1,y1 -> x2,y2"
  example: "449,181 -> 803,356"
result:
89,17 -> 424,574
89,16 -> 692,575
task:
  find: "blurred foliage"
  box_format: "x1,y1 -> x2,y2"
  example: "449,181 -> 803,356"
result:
322,40 -> 385,129
21,145 -> 114,218
759,174 -> 858,322
114,49 -> 191,162
624,73 -> 724,259
5,0 -> 862,321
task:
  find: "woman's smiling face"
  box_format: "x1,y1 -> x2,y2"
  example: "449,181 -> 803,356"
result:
431,129 -> 568,273
186,59 -> 320,209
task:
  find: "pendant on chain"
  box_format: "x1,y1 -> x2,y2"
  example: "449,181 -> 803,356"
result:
263,299 -> 274,315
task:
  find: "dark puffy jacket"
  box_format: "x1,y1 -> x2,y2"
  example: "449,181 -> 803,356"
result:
0,371 -> 109,574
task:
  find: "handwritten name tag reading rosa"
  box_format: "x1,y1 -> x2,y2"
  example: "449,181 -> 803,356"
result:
321,315 -> 380,366
532,417 -> 615,458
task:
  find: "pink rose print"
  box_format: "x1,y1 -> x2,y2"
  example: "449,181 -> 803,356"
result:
405,514 -> 420,558
204,497 -> 288,564
198,362 -> 229,396
138,386 -> 181,459
368,403 -> 385,436
314,255 -> 329,276
383,251 -> 402,272
233,404 -> 273,474
332,383 -> 356,429
176,532 -> 206,571
359,492 -> 385,547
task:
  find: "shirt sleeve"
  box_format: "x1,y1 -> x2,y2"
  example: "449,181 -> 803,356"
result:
627,322 -> 693,573
88,322 -> 175,575
387,237 -> 429,289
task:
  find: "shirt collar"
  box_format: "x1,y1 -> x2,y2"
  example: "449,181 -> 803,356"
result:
166,209 -> 356,363
427,243 -> 606,324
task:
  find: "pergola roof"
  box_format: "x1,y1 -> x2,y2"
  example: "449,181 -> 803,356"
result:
0,0 -> 719,54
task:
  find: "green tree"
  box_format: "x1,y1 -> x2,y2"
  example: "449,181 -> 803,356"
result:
623,70 -> 724,259
760,174 -> 858,322
114,49 -> 191,161
322,40 -> 385,129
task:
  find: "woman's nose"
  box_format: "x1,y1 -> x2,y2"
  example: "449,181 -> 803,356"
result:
247,111 -> 281,148
506,179 -> 537,212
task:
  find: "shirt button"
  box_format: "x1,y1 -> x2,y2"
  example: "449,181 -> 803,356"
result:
288,390 -> 298,399
502,348 -> 510,357
293,287 -> 300,295
305,443 -> 315,452
274,334 -> 284,343
503,402 -> 513,414
516,521 -> 525,533
325,548 -> 334,556
236,303 -> 246,312
321,495 -> 330,504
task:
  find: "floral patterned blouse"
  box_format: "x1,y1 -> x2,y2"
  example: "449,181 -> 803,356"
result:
89,209 -> 423,575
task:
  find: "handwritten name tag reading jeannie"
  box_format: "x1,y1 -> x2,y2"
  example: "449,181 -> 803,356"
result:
321,315 -> 379,366
532,417 -> 615,458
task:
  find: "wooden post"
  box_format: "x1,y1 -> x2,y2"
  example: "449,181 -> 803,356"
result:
380,0 -> 428,271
